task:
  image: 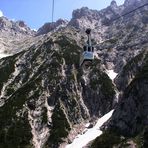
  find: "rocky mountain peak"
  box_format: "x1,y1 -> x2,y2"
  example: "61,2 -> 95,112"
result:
0,17 -> 7,28
124,0 -> 141,7
72,7 -> 90,19
0,16 -> 34,35
56,18 -> 67,25
71,7 -> 99,20
36,18 -> 68,35
0,16 -> 35,56
69,7 -> 101,30
110,0 -> 118,8
17,20 -> 26,28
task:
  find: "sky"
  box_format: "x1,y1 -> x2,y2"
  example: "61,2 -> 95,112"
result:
0,0 -> 125,29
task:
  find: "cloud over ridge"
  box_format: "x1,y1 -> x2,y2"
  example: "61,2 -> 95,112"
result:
0,10 -> 3,17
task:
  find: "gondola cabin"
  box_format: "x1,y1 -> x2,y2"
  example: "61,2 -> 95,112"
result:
80,28 -> 94,66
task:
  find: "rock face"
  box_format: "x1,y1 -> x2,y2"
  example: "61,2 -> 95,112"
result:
0,0 -> 148,147
108,50 -> 148,136
92,49 -> 148,148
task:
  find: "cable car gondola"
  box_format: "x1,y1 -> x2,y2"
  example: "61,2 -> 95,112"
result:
80,28 -> 94,66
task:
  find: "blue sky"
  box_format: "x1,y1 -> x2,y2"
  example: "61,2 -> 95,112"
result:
0,0 -> 125,29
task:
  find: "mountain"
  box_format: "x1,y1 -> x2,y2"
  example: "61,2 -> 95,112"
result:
0,27 -> 116,148
36,19 -> 68,36
0,0 -> 148,147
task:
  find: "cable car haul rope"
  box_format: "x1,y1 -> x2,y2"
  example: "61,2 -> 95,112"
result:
51,0 -> 55,23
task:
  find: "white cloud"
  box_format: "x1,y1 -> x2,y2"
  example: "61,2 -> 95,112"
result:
0,10 -> 3,17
